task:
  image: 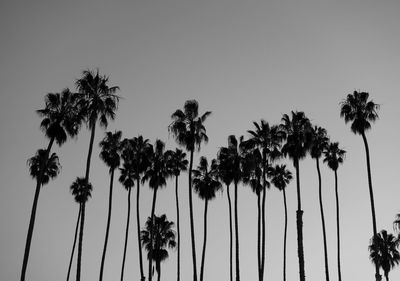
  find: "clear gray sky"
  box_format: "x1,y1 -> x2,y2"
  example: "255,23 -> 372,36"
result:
1,0 -> 400,280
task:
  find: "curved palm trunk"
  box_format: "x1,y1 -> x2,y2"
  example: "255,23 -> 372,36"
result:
99,169 -> 115,281
294,158 -> 305,281
20,137 -> 55,281
148,187 -> 159,281
200,199 -> 209,281
234,182 -> 240,281
156,262 -> 161,281
226,184 -> 233,281
260,161 -> 267,281
188,149 -> 198,281
175,176 -> 181,281
334,170 -> 342,281
316,158 -> 330,281
282,189 -> 288,281
136,178 -> 145,281
257,192 -> 261,281
85,122 -> 96,180
361,132 -> 380,281
66,206 -> 81,281
120,187 -> 132,281
76,202 -> 86,281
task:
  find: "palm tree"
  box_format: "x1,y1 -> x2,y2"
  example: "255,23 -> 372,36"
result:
340,91 -> 380,280
323,141 -> 346,281
169,100 -> 211,281
21,89 -> 82,281
393,214 -> 400,238
369,230 -> 400,281
165,149 -> 188,281
192,157 -> 222,281
141,214 -> 176,281
280,111 -> 312,281
98,131 -> 122,281
268,164 -> 292,281
70,177 -> 93,281
310,125 -> 330,281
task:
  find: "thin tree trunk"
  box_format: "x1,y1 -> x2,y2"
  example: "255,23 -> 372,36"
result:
200,199 -> 208,281
282,189 -> 288,281
20,137 -> 55,281
148,188 -> 158,281
157,262 -> 161,281
234,182 -> 240,281
99,169 -> 114,281
294,158 -> 305,281
136,178 -> 145,281
77,202 -> 86,281
384,272 -> 388,281
257,192 -> 261,281
85,122 -> 96,181
316,158 -> 330,281
361,132 -> 380,281
260,159 -> 267,281
120,187 -> 132,281
175,176 -> 181,281
66,206 -> 81,281
188,149 -> 198,281
334,170 -> 342,281
227,184 -> 233,281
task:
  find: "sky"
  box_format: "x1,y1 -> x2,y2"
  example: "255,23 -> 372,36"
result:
1,0 -> 400,280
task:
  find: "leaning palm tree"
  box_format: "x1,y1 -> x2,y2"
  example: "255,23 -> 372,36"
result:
192,157 -> 222,281
70,177 -> 93,281
323,141 -> 346,281
169,100 -> 211,281
340,91 -> 380,280
165,149 -> 188,281
268,164 -> 292,281
98,131 -> 122,281
369,230 -> 400,281
280,111 -> 312,281
21,89 -> 82,281
141,214 -> 176,281
310,125 -> 330,281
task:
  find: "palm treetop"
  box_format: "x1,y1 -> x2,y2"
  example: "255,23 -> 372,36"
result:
323,142 -> 346,171
241,147 -> 264,195
165,148 -> 188,177
192,156 -> 222,201
310,126 -> 329,159
142,140 -> 170,190
120,136 -> 152,178
268,164 -> 293,191
27,149 -> 61,185
70,177 -> 93,204
99,131 -> 122,173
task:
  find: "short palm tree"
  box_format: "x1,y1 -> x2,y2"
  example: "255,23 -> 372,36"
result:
323,141 -> 346,281
192,157 -> 222,281
369,230 -> 400,281
98,131 -> 122,281
169,100 -> 211,281
268,164 -> 292,281
70,177 -> 93,281
165,149 -> 188,281
340,91 -> 380,280
141,214 -> 176,281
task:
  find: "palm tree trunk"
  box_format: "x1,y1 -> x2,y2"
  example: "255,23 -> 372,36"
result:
77,202 -> 86,281
234,182 -> 240,281
85,122 -> 96,181
157,262 -> 161,281
282,189 -> 288,281
384,271 -> 388,281
66,206 -> 81,281
227,184 -> 233,281
257,192 -> 261,281
99,169 -> 114,281
148,188 -> 159,281
361,132 -> 380,281
260,161 -> 267,281
136,178 -> 145,281
175,176 -> 181,281
120,187 -> 132,281
334,170 -> 342,281
200,199 -> 209,281
188,149 -> 198,281
20,137 -> 55,281
294,158 -> 305,281
316,158 -> 330,281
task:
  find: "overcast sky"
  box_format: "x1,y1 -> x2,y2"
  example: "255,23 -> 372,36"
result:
1,0 -> 400,280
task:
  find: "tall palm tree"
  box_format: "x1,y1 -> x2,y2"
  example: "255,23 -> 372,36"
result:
21,89 -> 82,281
340,91 -> 380,280
280,111 -> 312,281
323,142 -> 346,281
192,157 -> 222,281
369,230 -> 400,281
141,214 -> 176,281
70,177 -> 93,281
98,131 -> 122,281
165,149 -> 188,281
268,164 -> 292,281
169,100 -> 211,281
310,125 -> 330,281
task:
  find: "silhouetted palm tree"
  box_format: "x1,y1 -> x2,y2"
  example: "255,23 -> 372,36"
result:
393,214 -> 400,238
340,91 -> 380,280
369,230 -> 400,281
21,89 -> 82,281
310,125 -> 330,281
280,111 -> 312,281
141,214 -> 176,281
98,131 -> 122,281
323,141 -> 346,281
70,177 -> 93,281
169,100 -> 211,281
165,149 -> 188,281
192,157 -> 222,281
269,164 -> 292,281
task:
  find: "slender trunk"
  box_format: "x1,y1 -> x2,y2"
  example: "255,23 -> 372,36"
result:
120,187 -> 132,281
188,149 -> 198,281
136,178 -> 145,281
361,132 -> 380,281
86,122 -> 96,181
175,176 -> 181,281
384,271 -> 388,281
282,189 -> 288,281
227,184 -> 233,281
260,158 -> 267,281
257,192 -> 261,281
77,202 -> 86,281
200,199 -> 208,281
66,206 -> 81,281
316,158 -> 329,281
157,262 -> 161,281
234,182 -> 240,281
294,158 -> 305,281
20,137 -> 55,281
148,188 -> 158,281
334,170 -> 342,281
99,169 -> 114,281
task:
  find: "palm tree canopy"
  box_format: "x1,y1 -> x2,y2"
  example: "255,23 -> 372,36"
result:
27,149 -> 61,185
119,161 -> 136,190
241,147 -> 264,195
37,88 -> 83,145
393,214 -> 400,235
120,136 -> 152,179
70,177 -> 93,203
169,100 -> 211,152
165,148 -> 188,177
99,130 -> 122,172
192,156 -> 222,201
369,229 -> 400,274
268,164 -> 293,192
323,142 -> 346,171
340,91 -> 379,135
142,140 -> 170,190
310,126 -> 329,159
75,69 -> 120,129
